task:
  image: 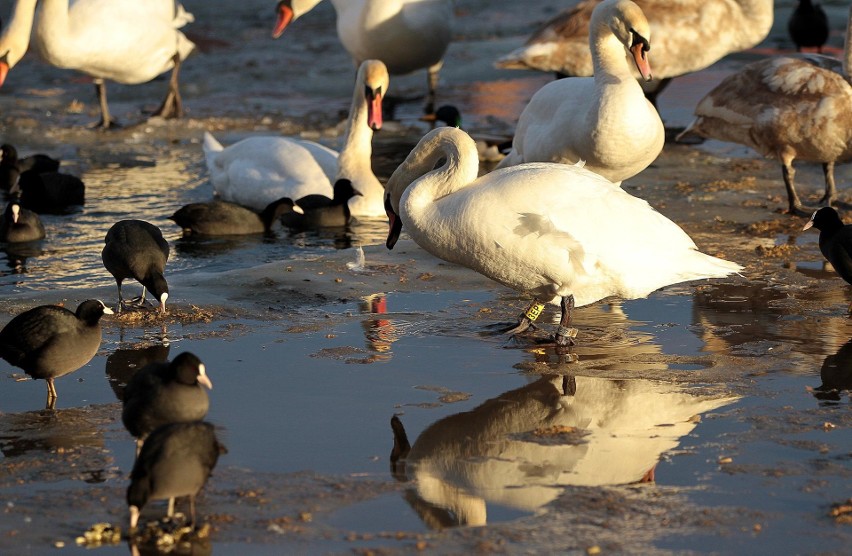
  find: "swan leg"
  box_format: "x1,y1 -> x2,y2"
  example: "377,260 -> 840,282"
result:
425,61 -> 443,115
152,54 -> 184,119
780,156 -> 812,217
92,79 -> 115,129
502,299 -> 544,335
555,295 -> 578,347
819,161 -> 836,206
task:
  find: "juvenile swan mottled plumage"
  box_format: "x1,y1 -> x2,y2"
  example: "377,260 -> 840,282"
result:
679,5 -> 852,216
385,127 -> 742,344
495,0 -> 773,106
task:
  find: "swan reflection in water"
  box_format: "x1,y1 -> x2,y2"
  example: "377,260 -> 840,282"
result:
390,375 -> 738,527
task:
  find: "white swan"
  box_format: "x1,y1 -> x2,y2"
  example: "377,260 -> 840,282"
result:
384,127 -> 743,344
495,0 -> 773,107
272,0 -> 453,111
677,5 -> 852,217
495,0 -> 664,186
0,0 -> 195,128
204,59 -> 388,218
391,375 -> 738,526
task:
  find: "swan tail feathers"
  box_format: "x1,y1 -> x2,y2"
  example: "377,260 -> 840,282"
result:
680,251 -> 744,281
174,3 -> 195,26
203,131 -> 224,154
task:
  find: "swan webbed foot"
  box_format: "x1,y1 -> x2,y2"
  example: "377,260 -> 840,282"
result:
500,316 -> 538,335
787,203 -> 819,218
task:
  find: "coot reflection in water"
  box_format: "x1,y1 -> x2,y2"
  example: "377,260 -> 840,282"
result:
106,342 -> 172,401
1,241 -> 44,274
0,407 -> 112,483
813,338 -> 852,402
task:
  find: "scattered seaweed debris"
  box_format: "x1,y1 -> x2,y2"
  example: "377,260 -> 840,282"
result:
76,522 -> 122,547
130,513 -> 212,554
830,499 -> 852,524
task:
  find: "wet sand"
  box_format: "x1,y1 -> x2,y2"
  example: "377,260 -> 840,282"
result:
1,1 -> 852,554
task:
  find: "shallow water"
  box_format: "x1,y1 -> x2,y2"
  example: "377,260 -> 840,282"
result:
2,0 -> 852,553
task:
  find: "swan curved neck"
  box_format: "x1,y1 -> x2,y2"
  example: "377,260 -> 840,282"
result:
590,18 -> 633,80
0,0 -> 38,67
337,84 -> 374,177
388,129 -> 480,213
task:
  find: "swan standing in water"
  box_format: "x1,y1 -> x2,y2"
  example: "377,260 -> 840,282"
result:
0,0 -> 195,128
204,59 -> 388,218
272,0 -> 452,113
495,0 -> 664,186
384,127 -> 743,345
678,5 -> 852,216
495,0 -> 773,108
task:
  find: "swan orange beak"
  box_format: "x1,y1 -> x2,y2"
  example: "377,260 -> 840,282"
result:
272,4 -> 294,38
630,35 -> 652,81
0,60 -> 8,88
368,91 -> 383,131
385,196 -> 402,249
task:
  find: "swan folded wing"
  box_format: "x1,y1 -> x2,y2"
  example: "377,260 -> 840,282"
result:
55,2 -> 193,82
211,138 -> 337,210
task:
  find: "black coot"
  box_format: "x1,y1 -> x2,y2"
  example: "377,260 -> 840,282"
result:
0,144 -> 60,192
12,171 -> 85,213
122,352 -> 212,454
170,197 -> 299,236
127,421 -> 226,529
0,196 -> 46,243
281,178 -> 360,228
102,220 -> 170,313
0,299 -> 113,408
788,0 -> 829,53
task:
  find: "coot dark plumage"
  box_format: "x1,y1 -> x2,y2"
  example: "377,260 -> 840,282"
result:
12,171 -> 85,213
122,352 -> 212,454
102,220 -> 170,313
0,299 -> 113,408
788,0 -> 830,53
0,143 -> 61,192
169,197 -> 300,236
281,178 -> 360,228
127,421 -> 226,529
803,207 -> 852,285
0,196 -> 46,243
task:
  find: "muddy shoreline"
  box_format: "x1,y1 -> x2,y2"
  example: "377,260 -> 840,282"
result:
1,1 -> 851,554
